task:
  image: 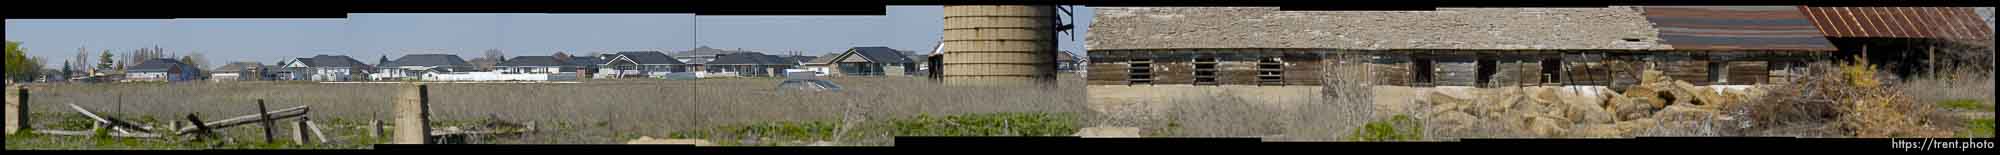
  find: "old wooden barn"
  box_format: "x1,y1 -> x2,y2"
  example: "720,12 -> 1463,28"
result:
1084,7 -> 1890,89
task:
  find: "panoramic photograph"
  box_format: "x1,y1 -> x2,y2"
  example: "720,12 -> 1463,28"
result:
3,4 -> 1995,151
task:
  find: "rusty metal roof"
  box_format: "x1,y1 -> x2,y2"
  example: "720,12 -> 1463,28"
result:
1640,6 -> 1839,51
1800,7 -> 1994,40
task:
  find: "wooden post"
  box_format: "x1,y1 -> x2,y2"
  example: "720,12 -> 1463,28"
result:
371,120 -> 385,139
305,119 -> 329,144
6,87 -> 24,135
186,114 -> 214,140
293,118 -> 309,144
257,100 -> 276,144
394,84 -> 431,144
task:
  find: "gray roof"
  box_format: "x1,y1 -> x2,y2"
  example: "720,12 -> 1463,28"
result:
566,56 -> 605,66
707,53 -> 794,65
129,59 -> 191,72
382,54 -> 470,68
613,51 -> 685,65
1087,7 -> 1668,51
212,62 -> 265,73
673,46 -> 753,57
805,53 -> 841,64
840,47 -> 914,64
301,55 -> 371,68
496,56 -> 566,67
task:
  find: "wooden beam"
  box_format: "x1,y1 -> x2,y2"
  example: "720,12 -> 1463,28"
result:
172,106 -> 308,135
305,118 -> 329,144
64,104 -> 152,133
185,114 -> 214,140
33,130 -> 162,138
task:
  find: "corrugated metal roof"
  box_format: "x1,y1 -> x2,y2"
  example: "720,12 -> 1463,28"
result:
1800,7 -> 1994,40
1641,6 -> 1839,51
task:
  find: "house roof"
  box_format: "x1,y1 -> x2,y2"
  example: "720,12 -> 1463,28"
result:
497,56 -> 566,67
805,53 -> 840,64
1640,6 -> 1839,51
614,51 -> 685,65
301,55 -> 371,68
673,46 -> 753,57
1800,7 -> 1994,40
840,47 -> 914,64
382,54 -> 471,67
566,56 -> 606,66
707,53 -> 794,65
212,62 -> 265,73
1087,7 -> 1670,51
129,59 -> 190,72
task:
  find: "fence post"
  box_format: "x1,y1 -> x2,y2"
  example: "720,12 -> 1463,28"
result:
371,120 -> 385,139
6,87 -> 25,135
257,100 -> 276,144
293,118 -> 310,144
394,84 -> 431,144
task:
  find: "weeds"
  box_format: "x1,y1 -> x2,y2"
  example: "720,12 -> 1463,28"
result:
1348,115 -> 1423,141
1937,99 -> 1993,112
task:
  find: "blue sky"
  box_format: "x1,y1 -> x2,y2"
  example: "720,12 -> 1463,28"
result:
5,6 -> 1092,68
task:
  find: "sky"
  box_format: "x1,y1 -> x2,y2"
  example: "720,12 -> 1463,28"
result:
5,6 -> 1092,69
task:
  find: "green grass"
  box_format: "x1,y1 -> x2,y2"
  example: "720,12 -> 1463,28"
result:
1348,115 -> 1423,141
1938,99 -> 1993,112
1959,118 -> 1994,138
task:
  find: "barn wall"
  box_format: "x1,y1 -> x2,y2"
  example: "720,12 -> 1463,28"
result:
1435,61 -> 1477,86
1724,61 -> 1769,85
1283,57 -> 1326,86
1372,61 -> 1411,86
1154,60 -> 1195,85
1086,63 -> 1129,85
1219,61 -> 1260,85
1658,60 -> 1713,85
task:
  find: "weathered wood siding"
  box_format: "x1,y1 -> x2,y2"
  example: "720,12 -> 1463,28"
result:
1435,61 -> 1477,86
1724,61 -> 1769,85
1283,58 -> 1325,85
1154,60 -> 1195,85
1491,60 -> 1543,87
1658,60 -> 1713,85
1372,62 -> 1411,86
1086,63 -> 1129,85
1218,61 -> 1260,85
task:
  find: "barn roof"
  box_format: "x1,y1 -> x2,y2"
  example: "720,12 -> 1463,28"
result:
1087,7 -> 1670,51
1799,7 -> 1994,40
1639,6 -> 1839,51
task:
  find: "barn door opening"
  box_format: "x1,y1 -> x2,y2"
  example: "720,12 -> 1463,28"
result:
1412,57 -> 1434,87
1192,56 -> 1219,85
1476,58 -> 1497,88
1128,58 -> 1154,85
1541,58 -> 1562,84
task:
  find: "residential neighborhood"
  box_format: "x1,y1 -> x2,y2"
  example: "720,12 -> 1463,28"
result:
5,46 -> 957,83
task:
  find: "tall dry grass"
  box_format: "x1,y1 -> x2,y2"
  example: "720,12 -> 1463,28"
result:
17,75 -> 1086,145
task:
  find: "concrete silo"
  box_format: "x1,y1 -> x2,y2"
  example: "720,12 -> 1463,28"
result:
940,5 -> 1057,86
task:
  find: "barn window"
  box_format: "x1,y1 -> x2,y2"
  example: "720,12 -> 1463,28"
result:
1476,58 -> 1497,88
1257,57 -> 1284,85
1412,57 -> 1434,87
1710,61 -> 1726,84
1541,58 -> 1562,84
1193,56 -> 1219,85
1128,58 -> 1153,85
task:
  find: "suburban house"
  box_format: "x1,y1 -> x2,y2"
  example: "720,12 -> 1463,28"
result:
703,52 -> 797,77
801,53 -> 840,76
1056,51 -> 1081,73
565,55 -> 607,79
496,56 -> 569,74
672,46 -> 753,66
278,55 -> 373,81
372,54 -> 474,81
824,47 -> 916,76
599,51 -> 688,78
210,62 -> 266,81
1086,7 -> 1859,87
124,59 -> 201,82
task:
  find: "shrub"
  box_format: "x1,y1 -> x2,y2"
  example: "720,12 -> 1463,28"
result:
1348,115 -> 1423,141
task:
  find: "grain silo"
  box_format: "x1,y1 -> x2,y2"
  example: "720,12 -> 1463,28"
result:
940,5 -> 1057,86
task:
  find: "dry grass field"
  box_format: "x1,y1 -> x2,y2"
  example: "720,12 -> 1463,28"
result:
9,74 -> 1087,147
